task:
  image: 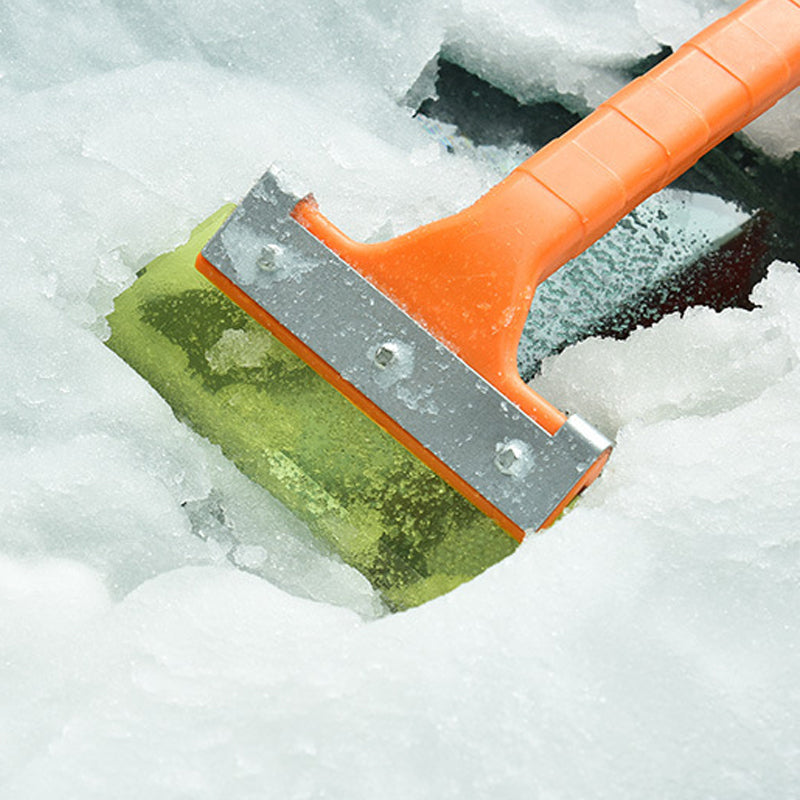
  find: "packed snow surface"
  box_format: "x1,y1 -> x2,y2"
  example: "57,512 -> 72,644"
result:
1,1 -> 799,797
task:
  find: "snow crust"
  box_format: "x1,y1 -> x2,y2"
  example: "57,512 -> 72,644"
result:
1,1 -> 799,797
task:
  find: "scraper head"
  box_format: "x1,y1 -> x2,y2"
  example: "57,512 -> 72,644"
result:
197,172 -> 612,540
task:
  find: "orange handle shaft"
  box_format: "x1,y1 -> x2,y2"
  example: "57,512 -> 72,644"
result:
516,0 -> 800,280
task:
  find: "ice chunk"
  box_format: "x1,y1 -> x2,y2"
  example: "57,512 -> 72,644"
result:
743,91 -> 800,159
444,0 -> 659,109
205,328 -> 273,374
532,262 -> 800,434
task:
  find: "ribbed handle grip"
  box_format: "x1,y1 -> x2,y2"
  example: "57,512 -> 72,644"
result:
517,0 -> 800,278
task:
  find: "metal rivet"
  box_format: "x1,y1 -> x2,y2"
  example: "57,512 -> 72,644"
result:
494,440 -> 532,478
257,243 -> 283,272
373,342 -> 399,369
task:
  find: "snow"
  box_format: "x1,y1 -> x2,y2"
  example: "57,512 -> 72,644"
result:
1,1 -> 799,797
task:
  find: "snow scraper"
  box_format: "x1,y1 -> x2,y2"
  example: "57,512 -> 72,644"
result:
108,0 -> 800,610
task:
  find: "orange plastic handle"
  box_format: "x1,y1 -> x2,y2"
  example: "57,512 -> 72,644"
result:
297,0 -> 800,438
521,0 -> 800,278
